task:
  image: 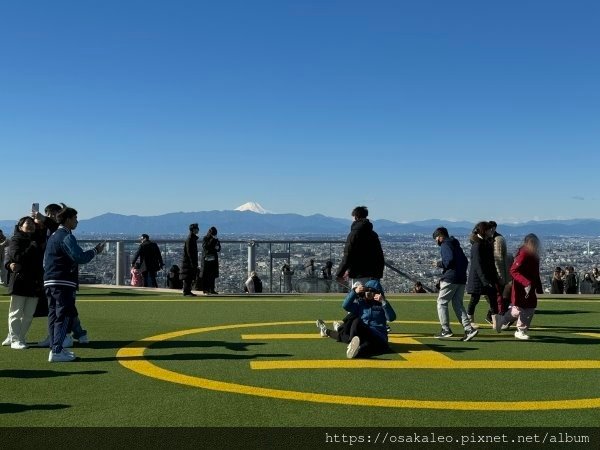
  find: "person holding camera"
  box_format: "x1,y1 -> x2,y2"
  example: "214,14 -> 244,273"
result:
43,204 -> 105,362
316,279 -> 396,359
2,217 -> 44,349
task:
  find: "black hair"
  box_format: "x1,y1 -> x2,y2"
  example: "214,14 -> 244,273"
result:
189,223 -> 199,231
488,220 -> 497,228
351,206 -> 368,219
56,203 -> 77,224
432,227 -> 449,239
141,234 -> 149,240
45,203 -> 62,215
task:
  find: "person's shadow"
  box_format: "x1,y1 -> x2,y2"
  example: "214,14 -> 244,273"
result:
0,369 -> 107,379
0,403 -> 70,414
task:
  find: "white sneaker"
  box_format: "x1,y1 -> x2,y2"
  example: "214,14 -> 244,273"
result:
2,336 -> 11,346
76,334 -> 90,344
11,341 -> 28,350
333,321 -> 343,332
48,350 -> 76,362
37,336 -> 51,347
346,336 -> 360,359
62,335 -> 73,348
514,330 -> 530,340
315,319 -> 328,337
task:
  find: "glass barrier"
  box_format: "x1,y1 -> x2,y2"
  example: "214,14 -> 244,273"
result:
74,236 -> 600,294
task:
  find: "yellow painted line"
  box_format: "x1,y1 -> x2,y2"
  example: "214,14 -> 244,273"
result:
577,333 -> 600,339
389,336 -> 454,364
117,321 -> 600,411
241,333 -> 428,340
242,333 -> 324,340
250,359 -> 600,370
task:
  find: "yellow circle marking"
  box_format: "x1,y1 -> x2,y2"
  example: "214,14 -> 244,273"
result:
116,320 -> 600,411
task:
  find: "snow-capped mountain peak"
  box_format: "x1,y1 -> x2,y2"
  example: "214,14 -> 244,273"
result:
234,202 -> 271,214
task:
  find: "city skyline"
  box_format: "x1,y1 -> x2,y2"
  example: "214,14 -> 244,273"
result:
2,1 -> 599,222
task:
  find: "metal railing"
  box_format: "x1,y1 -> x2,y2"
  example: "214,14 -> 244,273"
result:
75,238 -> 431,294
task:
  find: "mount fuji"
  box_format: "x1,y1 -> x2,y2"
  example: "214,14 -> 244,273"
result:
234,202 -> 271,214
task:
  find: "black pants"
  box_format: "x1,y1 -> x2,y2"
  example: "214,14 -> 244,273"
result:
182,275 -> 195,294
467,285 -> 499,316
142,271 -> 158,288
326,314 -> 389,358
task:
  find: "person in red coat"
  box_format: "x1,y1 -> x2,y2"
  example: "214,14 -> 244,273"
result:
494,234 -> 543,340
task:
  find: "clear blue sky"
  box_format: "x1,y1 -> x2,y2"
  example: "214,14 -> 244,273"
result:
1,1 -> 599,223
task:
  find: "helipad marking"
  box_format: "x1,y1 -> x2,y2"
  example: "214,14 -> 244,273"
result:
577,333 -> 600,339
116,321 -> 600,411
245,334 -> 600,370
249,360 -> 600,370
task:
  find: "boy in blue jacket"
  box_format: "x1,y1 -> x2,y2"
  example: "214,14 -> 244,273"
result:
317,279 -> 396,358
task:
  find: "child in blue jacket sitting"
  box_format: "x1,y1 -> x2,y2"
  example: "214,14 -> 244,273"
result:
317,279 -> 396,359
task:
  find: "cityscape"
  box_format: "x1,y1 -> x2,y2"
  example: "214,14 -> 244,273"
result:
79,232 -> 600,295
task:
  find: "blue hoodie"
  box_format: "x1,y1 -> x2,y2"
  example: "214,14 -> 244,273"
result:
438,236 -> 468,284
342,279 -> 397,343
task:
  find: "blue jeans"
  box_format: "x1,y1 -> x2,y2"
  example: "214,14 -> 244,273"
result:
437,282 -> 472,332
70,315 -> 87,339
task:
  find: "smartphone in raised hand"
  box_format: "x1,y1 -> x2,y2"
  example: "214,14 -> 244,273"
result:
32,203 -> 40,214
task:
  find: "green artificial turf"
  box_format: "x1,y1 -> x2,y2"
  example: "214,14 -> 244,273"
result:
0,286 -> 599,427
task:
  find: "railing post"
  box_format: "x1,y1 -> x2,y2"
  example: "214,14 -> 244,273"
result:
116,241 -> 126,286
247,241 -> 256,275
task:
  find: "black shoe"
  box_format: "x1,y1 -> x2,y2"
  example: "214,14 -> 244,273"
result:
183,292 -> 197,297
210,290 -> 218,295
461,328 -> 479,341
434,329 -> 453,339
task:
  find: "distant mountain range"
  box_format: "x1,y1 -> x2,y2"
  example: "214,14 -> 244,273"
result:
2,209 -> 600,237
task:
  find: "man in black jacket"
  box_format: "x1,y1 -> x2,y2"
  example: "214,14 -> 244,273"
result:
335,206 -> 384,285
131,234 -> 164,288
181,224 -> 200,296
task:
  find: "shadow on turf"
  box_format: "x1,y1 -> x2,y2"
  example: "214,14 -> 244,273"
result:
78,291 -> 155,297
86,352 -> 293,362
535,309 -> 594,315
0,403 -> 70,414
82,340 -> 267,351
0,369 -> 107,379
528,335 -> 600,345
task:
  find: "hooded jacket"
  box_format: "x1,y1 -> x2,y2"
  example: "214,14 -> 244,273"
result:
466,237 -> 498,294
341,280 -> 396,343
336,219 -> 385,279
438,237 -> 468,285
7,228 -> 44,297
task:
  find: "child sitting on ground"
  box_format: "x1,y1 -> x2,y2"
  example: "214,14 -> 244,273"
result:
316,280 -> 396,359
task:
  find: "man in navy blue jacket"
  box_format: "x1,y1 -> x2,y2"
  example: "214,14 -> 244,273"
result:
43,205 -> 105,362
433,227 -> 478,341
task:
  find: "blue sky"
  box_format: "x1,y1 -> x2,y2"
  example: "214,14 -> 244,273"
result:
1,1 -> 599,223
